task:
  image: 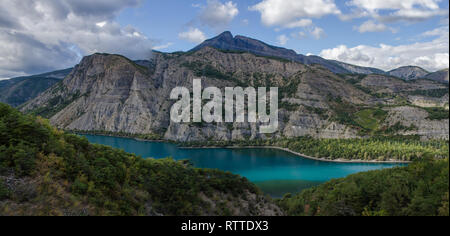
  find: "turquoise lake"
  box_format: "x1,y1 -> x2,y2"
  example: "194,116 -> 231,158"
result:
83,134 -> 406,197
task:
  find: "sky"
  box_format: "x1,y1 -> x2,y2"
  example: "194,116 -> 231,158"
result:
0,0 -> 448,79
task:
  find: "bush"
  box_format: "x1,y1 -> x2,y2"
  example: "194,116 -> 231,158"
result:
0,180 -> 9,200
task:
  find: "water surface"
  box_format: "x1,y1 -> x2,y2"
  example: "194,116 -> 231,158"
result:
83,134 -> 405,197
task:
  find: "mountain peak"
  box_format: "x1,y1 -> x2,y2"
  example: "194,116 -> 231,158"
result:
216,31 -> 233,40
190,32 -> 381,74
388,66 -> 429,81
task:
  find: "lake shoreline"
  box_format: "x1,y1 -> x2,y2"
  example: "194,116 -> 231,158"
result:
179,146 -> 412,164
76,132 -> 411,164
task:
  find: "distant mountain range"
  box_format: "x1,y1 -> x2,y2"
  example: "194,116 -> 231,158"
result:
0,68 -> 72,107
1,31 -> 448,110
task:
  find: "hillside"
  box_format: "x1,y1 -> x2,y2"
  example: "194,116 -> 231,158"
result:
21,47 -> 449,141
278,158 -> 449,216
426,69 -> 450,84
0,68 -> 71,107
0,103 -> 281,216
1,103 -> 448,216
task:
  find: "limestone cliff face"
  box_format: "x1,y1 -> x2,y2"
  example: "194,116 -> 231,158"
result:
21,48 -> 449,141
385,106 -> 449,140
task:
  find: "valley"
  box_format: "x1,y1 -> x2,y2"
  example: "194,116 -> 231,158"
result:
0,31 -> 448,216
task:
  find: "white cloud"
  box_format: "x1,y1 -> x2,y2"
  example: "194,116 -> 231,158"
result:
250,0 -> 340,27
422,26 -> 449,37
290,27 -> 325,40
152,42 -> 174,51
199,0 -> 239,29
348,0 -> 441,12
178,28 -> 207,44
347,0 -> 448,22
96,21 -> 107,27
0,0 -> 154,78
357,20 -> 387,32
277,34 -> 289,45
320,27 -> 449,71
311,27 -> 325,39
291,31 -> 307,40
356,20 -> 397,33
282,19 -> 313,29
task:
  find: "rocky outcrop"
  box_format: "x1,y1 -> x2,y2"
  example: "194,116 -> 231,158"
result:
408,94 -> 449,109
384,106 -> 449,140
360,75 -> 447,93
388,66 -> 429,81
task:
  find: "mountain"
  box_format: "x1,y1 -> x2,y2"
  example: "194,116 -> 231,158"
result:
426,69 -> 449,84
388,66 -> 429,81
21,46 -> 449,142
191,31 -> 384,75
4,32 -> 446,109
0,68 -> 72,107
329,60 -> 385,75
387,66 -> 449,84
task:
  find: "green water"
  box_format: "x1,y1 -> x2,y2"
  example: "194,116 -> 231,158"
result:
83,134 -> 406,197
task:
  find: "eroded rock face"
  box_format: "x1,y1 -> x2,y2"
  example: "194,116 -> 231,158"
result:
21,48 -> 449,141
408,94 -> 449,109
360,75 -> 446,93
385,106 -> 449,140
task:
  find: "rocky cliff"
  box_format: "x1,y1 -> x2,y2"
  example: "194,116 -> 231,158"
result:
21,47 -> 449,141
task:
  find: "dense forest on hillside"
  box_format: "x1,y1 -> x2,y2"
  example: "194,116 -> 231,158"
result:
182,137 -> 449,162
278,158 -> 449,216
0,103 -> 280,216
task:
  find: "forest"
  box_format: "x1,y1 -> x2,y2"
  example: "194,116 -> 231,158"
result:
0,103 -> 275,216
181,136 -> 449,162
278,158 -> 449,216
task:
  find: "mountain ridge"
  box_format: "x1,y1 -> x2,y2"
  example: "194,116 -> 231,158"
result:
1,32 -> 447,108
191,31 -> 383,75
191,31 -> 448,83
20,47 -> 449,142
